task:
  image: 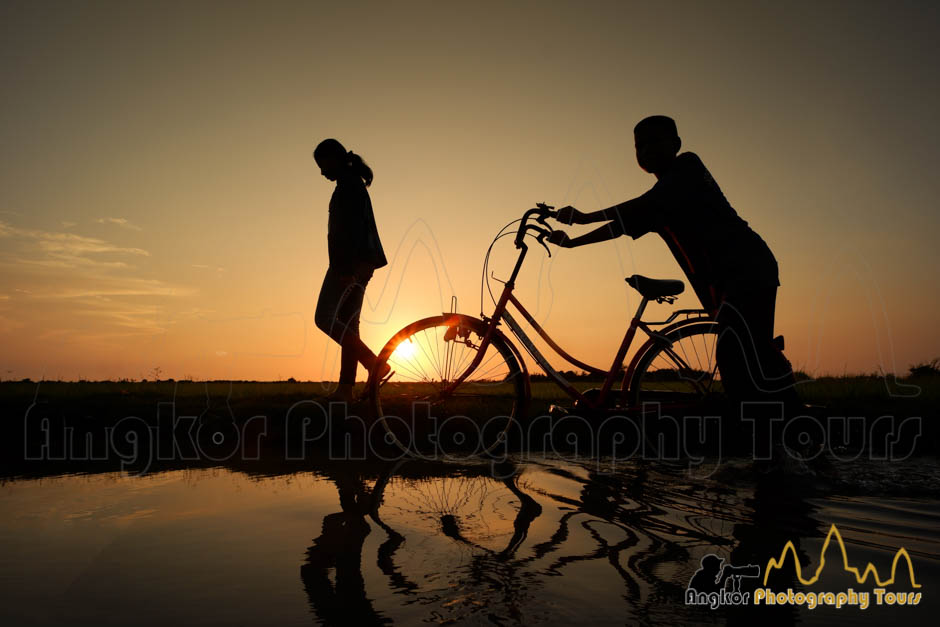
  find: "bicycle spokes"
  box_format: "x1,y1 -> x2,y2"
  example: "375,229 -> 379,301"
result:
629,322 -> 722,408
371,316 -> 526,455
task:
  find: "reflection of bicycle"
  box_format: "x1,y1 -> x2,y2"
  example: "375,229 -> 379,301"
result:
368,204 -> 721,452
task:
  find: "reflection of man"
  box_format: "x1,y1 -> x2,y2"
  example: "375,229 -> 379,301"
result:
688,554 -> 730,593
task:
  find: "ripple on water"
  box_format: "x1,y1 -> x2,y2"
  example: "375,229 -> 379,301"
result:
0,455 -> 937,625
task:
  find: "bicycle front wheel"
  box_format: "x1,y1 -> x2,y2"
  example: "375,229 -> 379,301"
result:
369,315 -> 527,455
626,321 -> 722,410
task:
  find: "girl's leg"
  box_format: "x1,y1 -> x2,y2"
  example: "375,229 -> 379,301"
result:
315,268 -> 377,385
336,270 -> 376,384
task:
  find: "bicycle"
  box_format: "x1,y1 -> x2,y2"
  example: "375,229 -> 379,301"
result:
366,204 -> 721,453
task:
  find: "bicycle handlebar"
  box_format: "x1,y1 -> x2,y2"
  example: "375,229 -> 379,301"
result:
482,203 -> 557,305
515,203 -> 557,250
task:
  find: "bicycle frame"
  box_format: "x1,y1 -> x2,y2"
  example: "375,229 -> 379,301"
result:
446,212 -> 712,410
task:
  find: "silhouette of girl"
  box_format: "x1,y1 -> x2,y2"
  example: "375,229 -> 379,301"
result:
313,139 -> 388,401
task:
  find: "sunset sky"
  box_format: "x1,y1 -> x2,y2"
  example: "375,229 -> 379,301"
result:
1,0 -> 938,382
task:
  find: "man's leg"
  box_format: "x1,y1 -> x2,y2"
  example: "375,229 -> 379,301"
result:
715,284 -> 797,403
742,285 -> 799,404
715,296 -> 756,403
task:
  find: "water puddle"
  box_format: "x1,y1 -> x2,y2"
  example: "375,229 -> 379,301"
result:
1,456 -> 937,625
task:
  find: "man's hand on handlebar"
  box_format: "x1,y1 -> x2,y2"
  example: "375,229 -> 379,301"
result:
555,205 -> 588,225
547,230 -> 571,247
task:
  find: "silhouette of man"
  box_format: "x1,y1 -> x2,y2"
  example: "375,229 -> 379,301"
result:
549,116 -> 798,406
688,554 -> 730,593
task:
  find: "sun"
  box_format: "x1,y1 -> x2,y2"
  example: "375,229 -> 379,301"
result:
392,338 -> 417,361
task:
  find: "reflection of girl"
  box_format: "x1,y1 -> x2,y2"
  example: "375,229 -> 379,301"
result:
313,139 -> 388,401
300,461 -> 415,625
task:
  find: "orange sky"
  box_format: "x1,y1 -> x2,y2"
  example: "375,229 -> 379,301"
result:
1,1 -> 938,381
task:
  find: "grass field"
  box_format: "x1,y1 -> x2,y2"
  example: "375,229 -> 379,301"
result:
0,373 -> 936,478
1,373 -> 936,446
1,372 -> 937,411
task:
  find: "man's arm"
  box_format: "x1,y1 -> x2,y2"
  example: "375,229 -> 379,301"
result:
558,193 -> 656,227
548,220 -> 623,248
583,200 -> 632,224
551,192 -> 658,248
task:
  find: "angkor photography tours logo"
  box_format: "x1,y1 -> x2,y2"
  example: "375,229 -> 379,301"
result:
685,554 -> 761,608
687,523 -> 924,613
754,524 -> 923,611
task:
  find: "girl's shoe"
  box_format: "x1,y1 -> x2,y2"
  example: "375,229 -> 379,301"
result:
326,383 -> 354,403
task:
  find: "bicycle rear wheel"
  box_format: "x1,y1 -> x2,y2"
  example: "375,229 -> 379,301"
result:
369,315 -> 527,455
626,321 -> 722,410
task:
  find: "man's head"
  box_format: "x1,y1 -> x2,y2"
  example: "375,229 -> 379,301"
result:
634,115 -> 681,176
700,554 -> 724,573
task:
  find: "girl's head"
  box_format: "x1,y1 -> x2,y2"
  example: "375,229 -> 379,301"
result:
313,138 -> 374,186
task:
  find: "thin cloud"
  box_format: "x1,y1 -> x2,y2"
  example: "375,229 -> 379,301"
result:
72,300 -> 168,333
37,233 -> 149,256
38,327 -> 160,344
30,276 -> 195,299
0,220 -> 149,269
174,307 -> 216,318
96,217 -> 143,231
0,220 -> 195,343
10,256 -> 131,270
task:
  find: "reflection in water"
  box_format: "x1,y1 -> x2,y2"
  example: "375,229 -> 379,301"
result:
296,458 -> 832,625
291,456 -> 939,625
1,456 -> 937,626
300,460 -> 543,625
726,475 -> 818,625
300,460 -> 404,625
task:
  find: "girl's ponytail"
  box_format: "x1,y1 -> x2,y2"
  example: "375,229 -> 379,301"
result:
314,138 -> 374,186
346,150 -> 373,187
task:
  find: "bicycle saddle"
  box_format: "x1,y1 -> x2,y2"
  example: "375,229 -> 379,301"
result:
625,274 -> 685,298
